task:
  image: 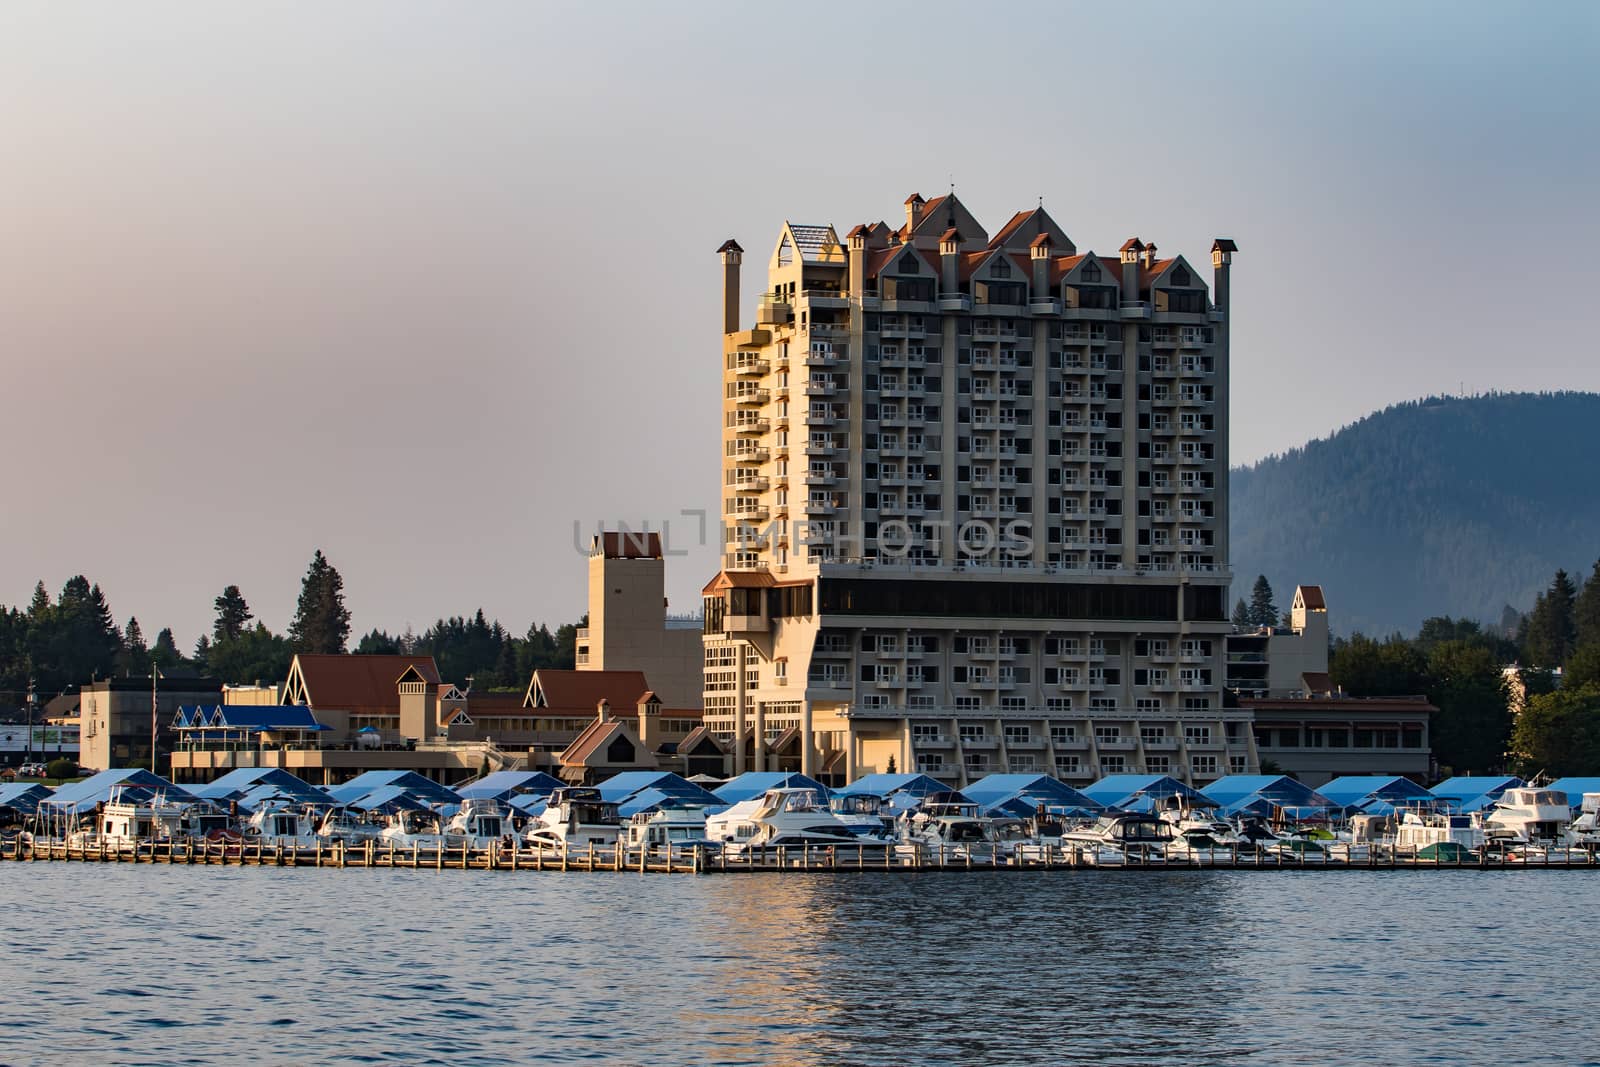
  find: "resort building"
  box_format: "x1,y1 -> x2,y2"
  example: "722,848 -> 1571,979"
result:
78,675 -> 222,772
1224,585 -> 1331,697
701,191 -> 1251,788
576,532 -> 703,708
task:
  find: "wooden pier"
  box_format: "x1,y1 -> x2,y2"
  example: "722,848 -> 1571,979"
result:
3,837 -> 1597,874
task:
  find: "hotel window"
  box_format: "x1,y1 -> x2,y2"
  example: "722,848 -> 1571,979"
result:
964,753 -> 991,772
1229,755 -> 1248,774
918,754 -> 945,773
1094,725 -> 1121,743
955,697 -> 981,710
912,723 -> 942,741
1054,754 -> 1081,775
1191,755 -> 1218,777
1050,725 -> 1076,744
1146,755 -> 1170,774
1100,755 -> 1126,774
1010,754 -> 1037,772
1184,725 -> 1212,745
958,724 -> 986,741
1004,724 -> 1031,744
1140,725 -> 1166,742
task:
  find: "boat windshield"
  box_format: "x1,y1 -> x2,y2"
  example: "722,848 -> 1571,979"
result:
775,791 -> 821,813
571,803 -> 618,824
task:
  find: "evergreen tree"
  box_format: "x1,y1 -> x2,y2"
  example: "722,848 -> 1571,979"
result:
1247,575 -> 1279,628
1524,570 -> 1578,666
151,628 -> 184,671
1575,559 -> 1600,650
1231,598 -> 1251,630
1330,633 -> 1427,696
207,622 -> 293,684
212,585 -> 254,643
119,616 -> 150,676
28,582 -> 49,615
288,550 -> 351,654
1565,642 -> 1600,692
355,629 -> 401,655
1426,641 -> 1511,775
193,635 -> 212,671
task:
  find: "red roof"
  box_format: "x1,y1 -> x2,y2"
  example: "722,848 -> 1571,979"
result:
293,654 -> 440,711
527,669 -> 651,713
1298,586 -> 1327,610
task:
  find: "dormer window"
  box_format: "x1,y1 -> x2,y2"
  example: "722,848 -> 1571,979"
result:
1172,265 -> 1191,287
990,258 -> 1011,278
898,253 -> 920,274
1082,261 -> 1101,282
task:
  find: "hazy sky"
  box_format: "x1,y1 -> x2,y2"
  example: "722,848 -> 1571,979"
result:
4,2 -> 1597,652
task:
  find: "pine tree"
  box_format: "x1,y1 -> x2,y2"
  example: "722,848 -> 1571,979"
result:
1231,598 -> 1251,630
1574,559 -> 1600,650
288,550 -> 351,654
1525,570 -> 1578,667
212,585 -> 254,643
1248,575 -> 1279,628
151,628 -> 184,671
120,616 -> 150,676
28,582 -> 49,616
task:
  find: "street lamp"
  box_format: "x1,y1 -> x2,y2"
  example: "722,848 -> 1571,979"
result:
26,679 -> 36,767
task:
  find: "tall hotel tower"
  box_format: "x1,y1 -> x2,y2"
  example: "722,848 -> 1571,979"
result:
704,191 -> 1255,787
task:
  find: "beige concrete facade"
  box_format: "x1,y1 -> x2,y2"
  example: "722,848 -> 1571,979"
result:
1225,585 -> 1331,698
79,677 -> 222,771
576,534 -> 702,709
702,194 -> 1250,787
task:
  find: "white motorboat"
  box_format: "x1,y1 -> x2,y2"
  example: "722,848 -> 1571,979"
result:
245,802 -> 323,849
523,787 -> 620,853
1570,793 -> 1600,846
828,793 -> 894,840
443,798 -> 515,849
1063,813 -> 1175,865
705,787 -> 871,853
316,805 -> 385,845
1482,788 -> 1574,851
378,809 -> 451,851
898,793 -> 1003,863
1394,808 -> 1485,853
622,805 -> 716,856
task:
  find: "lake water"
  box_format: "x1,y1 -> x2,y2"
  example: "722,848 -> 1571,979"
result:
0,865 -> 1592,1066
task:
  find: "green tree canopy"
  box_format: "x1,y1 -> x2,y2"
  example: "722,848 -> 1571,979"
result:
288,550 -> 351,654
206,623 -> 294,685
1248,575 -> 1278,628
1524,569 -> 1578,667
1426,640 -> 1511,775
212,585 -> 254,643
1231,598 -> 1250,630
1329,633 -> 1427,696
1511,684 -> 1600,777
1574,559 -> 1600,650
119,616 -> 150,676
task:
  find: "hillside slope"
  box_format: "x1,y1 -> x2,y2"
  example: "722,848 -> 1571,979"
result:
1230,392 -> 1600,636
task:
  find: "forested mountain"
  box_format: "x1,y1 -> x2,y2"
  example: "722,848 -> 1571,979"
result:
1231,392 -> 1600,637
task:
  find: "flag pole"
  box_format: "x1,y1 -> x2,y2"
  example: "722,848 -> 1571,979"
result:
150,664 -> 162,777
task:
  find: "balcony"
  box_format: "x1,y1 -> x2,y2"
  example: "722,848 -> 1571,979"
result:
801,289 -> 850,308
1029,297 -> 1062,315
803,382 -> 839,397
735,359 -> 770,377
809,322 -> 850,339
757,298 -> 792,326
733,419 -> 770,435
731,447 -> 769,464
1119,301 -> 1152,320
1208,307 -> 1226,323
939,293 -> 973,312
735,389 -> 770,406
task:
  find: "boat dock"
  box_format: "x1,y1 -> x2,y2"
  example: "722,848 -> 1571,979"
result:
5,838 -> 1599,874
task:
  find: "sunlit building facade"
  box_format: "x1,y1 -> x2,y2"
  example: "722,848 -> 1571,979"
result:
703,191 -> 1254,787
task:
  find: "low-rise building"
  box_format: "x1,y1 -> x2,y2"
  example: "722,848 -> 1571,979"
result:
79,676 -> 222,771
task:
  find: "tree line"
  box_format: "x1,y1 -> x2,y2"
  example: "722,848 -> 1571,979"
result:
1304,562 -> 1600,779
0,549 -> 582,701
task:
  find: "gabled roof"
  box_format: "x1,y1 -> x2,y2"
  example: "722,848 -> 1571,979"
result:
1316,775 -> 1432,810
191,767 -> 327,803
1200,775 -> 1337,817
596,771 -> 718,807
174,704 -> 326,732
524,669 -> 650,712
41,769 -> 196,814
455,770 -> 564,802
561,718 -> 654,769
987,206 -> 1074,255
1211,238 -> 1239,253
287,655 -> 440,711
714,772 -> 831,804
1080,774 -> 1210,812
0,782 -> 52,814
1296,585 -> 1327,610
960,773 -> 1102,816
717,238 -> 744,254
326,770 -> 458,807
701,570 -> 776,594
835,773 -> 954,798
865,244 -> 940,280
676,725 -> 723,757
1429,775 -> 1521,808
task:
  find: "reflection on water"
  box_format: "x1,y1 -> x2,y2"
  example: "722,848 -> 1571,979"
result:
0,866 -> 1593,1066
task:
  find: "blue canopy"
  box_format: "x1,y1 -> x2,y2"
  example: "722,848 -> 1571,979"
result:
961,774 -> 1102,817
1201,775 -> 1337,818
191,767 -> 328,804
40,769 -> 196,815
329,770 -> 458,806
1316,775 -> 1432,812
1081,774 -> 1212,813
714,772 -> 831,805
509,793 -> 550,817
1429,775 -> 1522,812
455,771 -> 564,802
616,787 -> 717,818
0,782 -> 52,814
595,771 -> 719,809
835,773 -> 953,799
345,785 -> 430,814
235,783 -> 330,813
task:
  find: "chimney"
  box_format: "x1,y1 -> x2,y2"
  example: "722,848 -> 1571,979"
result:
717,239 -> 744,335
1142,241 -> 1158,270
1029,233 -> 1052,300
904,193 -> 925,234
637,691 -> 661,751
939,228 -> 962,296
596,698 -> 611,723
1119,238 -> 1143,303
1211,238 -> 1238,315
847,225 -> 868,299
